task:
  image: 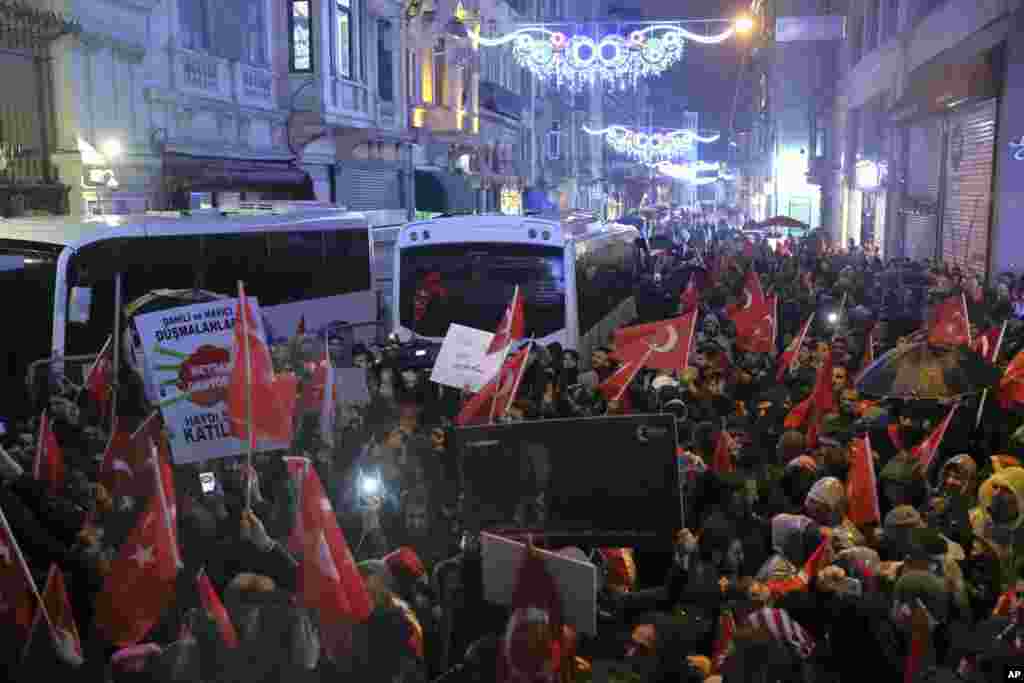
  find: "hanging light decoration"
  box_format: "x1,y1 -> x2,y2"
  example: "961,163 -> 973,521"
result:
655,161 -> 722,184
583,125 -> 720,164
477,22 -> 738,91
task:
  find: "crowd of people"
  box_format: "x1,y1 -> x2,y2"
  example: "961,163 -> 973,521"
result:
4,221 -> 1024,683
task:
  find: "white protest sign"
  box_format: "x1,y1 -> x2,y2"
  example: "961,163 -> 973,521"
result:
481,532 -> 597,636
134,297 -> 288,464
430,324 -> 503,391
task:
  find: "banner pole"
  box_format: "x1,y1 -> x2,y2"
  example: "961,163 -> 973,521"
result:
110,273 -> 122,433
239,281 -> 255,512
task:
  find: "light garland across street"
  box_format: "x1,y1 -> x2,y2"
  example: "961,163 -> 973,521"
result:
476,22 -> 737,91
582,125 -> 721,164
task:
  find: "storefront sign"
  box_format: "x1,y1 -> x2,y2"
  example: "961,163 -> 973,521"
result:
1010,135 -> 1024,161
855,160 -> 885,190
134,297 -> 289,464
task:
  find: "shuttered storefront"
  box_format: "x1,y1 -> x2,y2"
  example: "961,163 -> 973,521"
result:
902,120 -> 942,262
337,166 -> 403,211
940,99 -> 997,276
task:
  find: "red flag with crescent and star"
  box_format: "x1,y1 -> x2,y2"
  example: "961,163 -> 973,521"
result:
456,345 -> 531,426
487,285 -> 526,355
730,294 -> 776,354
927,295 -> 970,347
92,444 -> 179,647
612,311 -> 697,373
777,313 -> 814,381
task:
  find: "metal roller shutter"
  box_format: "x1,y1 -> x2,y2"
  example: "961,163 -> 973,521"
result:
902,120 -> 941,261
940,99 -> 997,276
338,166 -> 402,211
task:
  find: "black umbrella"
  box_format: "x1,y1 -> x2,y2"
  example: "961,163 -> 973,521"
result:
855,342 -> 1001,399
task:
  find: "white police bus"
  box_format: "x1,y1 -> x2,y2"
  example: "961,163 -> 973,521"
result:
0,204 -> 399,415
392,214 -> 643,365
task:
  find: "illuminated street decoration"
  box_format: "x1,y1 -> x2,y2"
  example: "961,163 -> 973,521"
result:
477,23 -> 737,91
582,125 -> 720,164
655,161 -> 722,184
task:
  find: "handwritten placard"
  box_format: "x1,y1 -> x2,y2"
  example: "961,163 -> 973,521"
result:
429,324 -> 503,391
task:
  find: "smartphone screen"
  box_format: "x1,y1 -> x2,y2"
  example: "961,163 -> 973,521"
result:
199,471 -> 217,494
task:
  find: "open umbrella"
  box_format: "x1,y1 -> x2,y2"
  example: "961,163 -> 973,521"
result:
757,216 -> 809,230
855,342 -> 1000,399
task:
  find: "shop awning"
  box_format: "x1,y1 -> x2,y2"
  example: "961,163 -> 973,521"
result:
162,153 -> 313,194
414,169 -> 475,213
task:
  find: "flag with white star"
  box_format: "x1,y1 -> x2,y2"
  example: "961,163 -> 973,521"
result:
92,446 -> 179,647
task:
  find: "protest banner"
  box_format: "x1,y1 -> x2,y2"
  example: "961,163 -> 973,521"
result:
430,323 -> 503,391
134,298 -> 288,464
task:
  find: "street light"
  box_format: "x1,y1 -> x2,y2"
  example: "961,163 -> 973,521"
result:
735,15 -> 754,34
101,139 -> 122,161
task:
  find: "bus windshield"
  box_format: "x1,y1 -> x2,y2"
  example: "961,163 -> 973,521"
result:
63,228 -> 374,358
399,242 -> 566,339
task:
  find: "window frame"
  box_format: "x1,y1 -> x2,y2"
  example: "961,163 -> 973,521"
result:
336,0 -> 355,80
288,0 -> 314,73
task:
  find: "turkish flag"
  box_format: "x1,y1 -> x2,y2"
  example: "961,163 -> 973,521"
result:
497,543 -> 564,683
973,323 -> 1005,363
85,336 -> 114,420
725,271 -> 767,319
927,295 -> 970,347
299,465 -> 371,625
730,294 -> 776,354
227,283 -> 297,446
33,412 -> 64,496
300,353 -> 338,414
487,285 -> 526,355
613,312 -> 697,373
598,343 -> 651,403
802,535 -> 833,581
711,429 -> 736,475
784,396 -> 813,430
197,570 -> 239,649
846,435 -> 880,526
910,405 -> 958,471
777,313 -> 814,381
0,511 -> 36,642
456,345 -> 531,426
283,456 -> 312,557
99,414 -> 163,500
999,348 -> 1024,408
92,447 -> 179,647
22,564 -> 83,668
679,276 -> 700,313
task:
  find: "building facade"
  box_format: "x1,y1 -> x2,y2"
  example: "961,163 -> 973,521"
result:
834,0 -> 1022,277
0,2 -> 79,217
744,0 -> 845,232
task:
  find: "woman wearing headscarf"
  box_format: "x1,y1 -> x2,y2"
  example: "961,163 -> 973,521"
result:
803,477 -> 866,551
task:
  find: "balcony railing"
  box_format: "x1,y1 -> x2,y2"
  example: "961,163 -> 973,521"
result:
175,48 -> 277,109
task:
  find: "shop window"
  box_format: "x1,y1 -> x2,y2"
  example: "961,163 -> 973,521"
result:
289,0 -> 313,72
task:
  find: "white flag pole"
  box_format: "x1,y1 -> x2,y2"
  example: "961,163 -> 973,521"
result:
238,281 -> 255,511
0,501 -> 55,637
613,347 -> 654,403
489,285 -> 519,424
976,319 -> 1009,428
149,438 -> 182,569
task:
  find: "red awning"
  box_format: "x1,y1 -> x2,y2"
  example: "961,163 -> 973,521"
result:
162,153 -> 311,191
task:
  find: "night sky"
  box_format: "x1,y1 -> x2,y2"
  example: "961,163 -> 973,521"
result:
637,0 -> 754,161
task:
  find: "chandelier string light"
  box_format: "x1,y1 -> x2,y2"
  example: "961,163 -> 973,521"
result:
583,125 -> 720,164
477,22 -> 737,91
655,161 -> 723,185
